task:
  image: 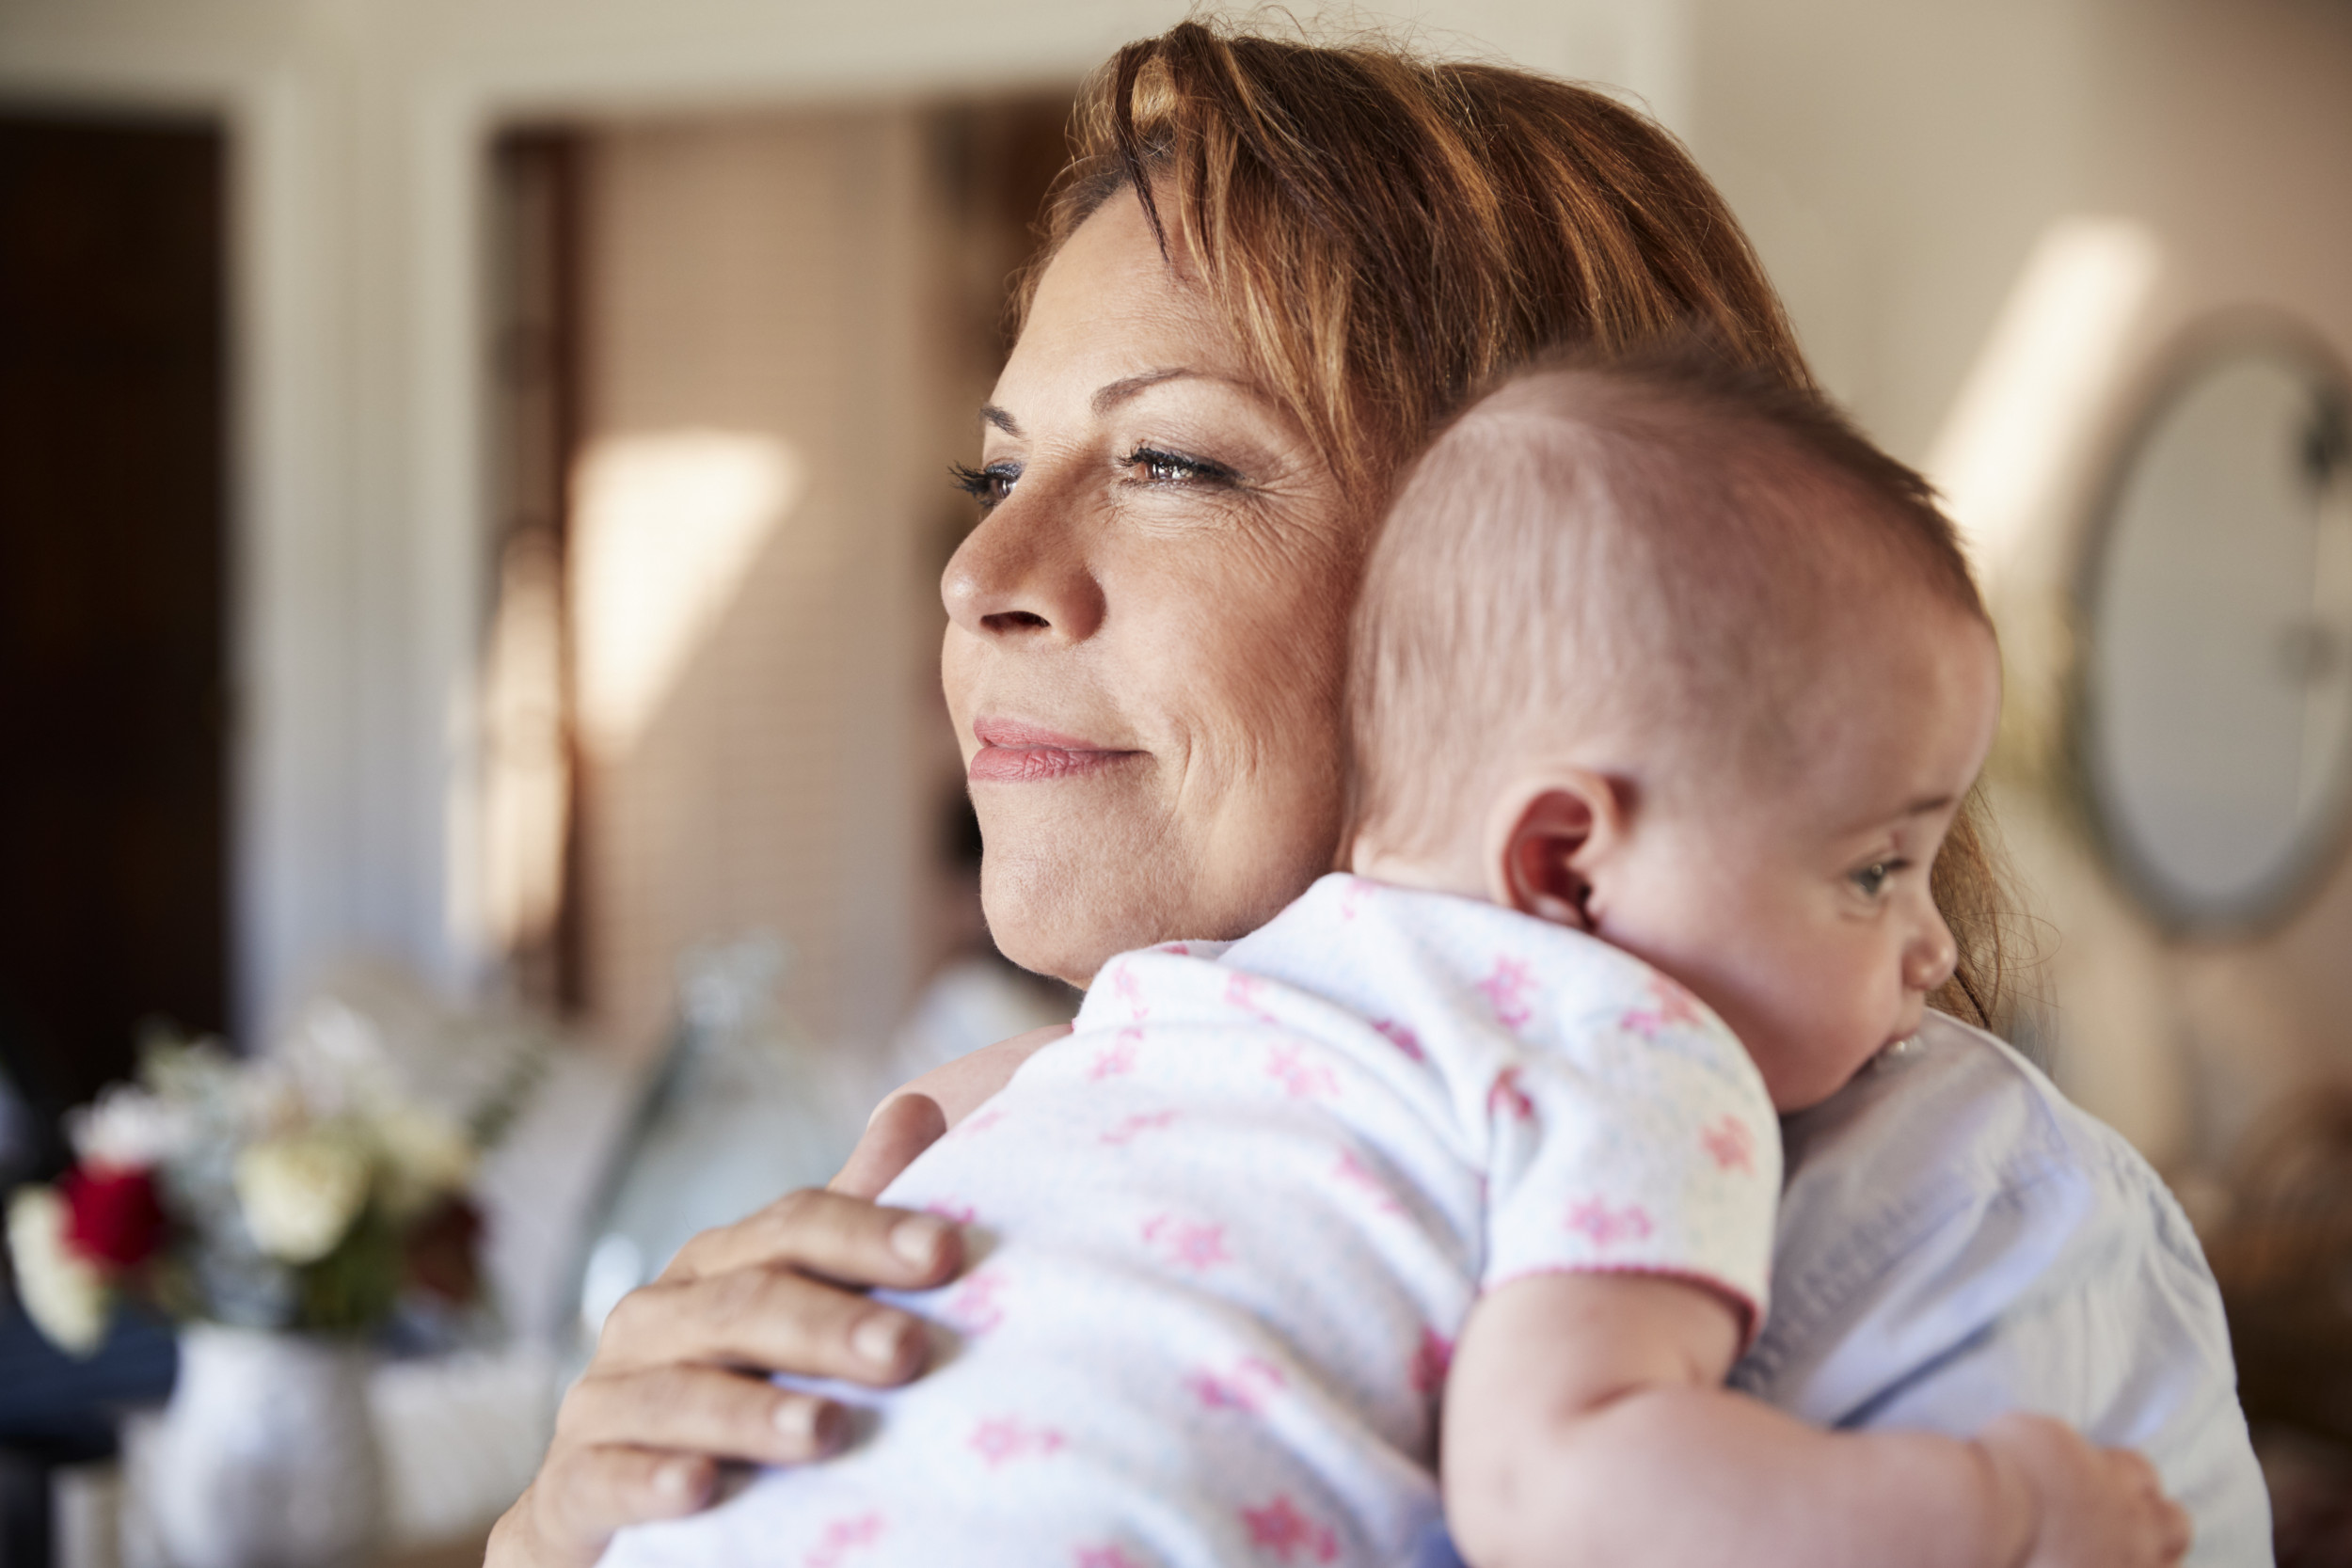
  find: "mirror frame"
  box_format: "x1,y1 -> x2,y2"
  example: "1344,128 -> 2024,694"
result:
2065,312 -> 2352,938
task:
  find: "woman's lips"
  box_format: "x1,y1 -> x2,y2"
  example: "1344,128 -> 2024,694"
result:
968,718 -> 1142,784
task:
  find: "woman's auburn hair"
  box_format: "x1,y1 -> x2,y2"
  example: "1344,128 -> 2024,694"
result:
1018,16 -> 2015,1030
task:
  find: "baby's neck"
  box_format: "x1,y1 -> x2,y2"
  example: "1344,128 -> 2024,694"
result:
1346,842 -> 1490,905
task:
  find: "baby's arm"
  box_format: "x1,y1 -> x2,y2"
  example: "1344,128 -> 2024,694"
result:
1441,1273 -> 2190,1568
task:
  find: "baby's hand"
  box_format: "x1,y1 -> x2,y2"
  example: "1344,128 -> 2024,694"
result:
1977,1413 -> 2192,1568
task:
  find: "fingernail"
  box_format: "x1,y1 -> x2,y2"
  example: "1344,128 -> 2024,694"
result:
853,1312 -> 912,1368
891,1214 -> 949,1268
773,1397 -> 821,1441
653,1457 -> 699,1501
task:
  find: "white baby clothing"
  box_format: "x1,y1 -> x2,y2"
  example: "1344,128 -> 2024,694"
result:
599,874 -> 1779,1568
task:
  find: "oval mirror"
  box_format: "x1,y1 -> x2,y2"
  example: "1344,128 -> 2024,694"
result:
2078,327 -> 2352,932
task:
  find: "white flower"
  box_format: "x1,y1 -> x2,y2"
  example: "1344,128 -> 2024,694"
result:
373,1104 -> 476,1219
234,1132 -> 371,1264
7,1186 -> 108,1355
67,1085 -> 193,1171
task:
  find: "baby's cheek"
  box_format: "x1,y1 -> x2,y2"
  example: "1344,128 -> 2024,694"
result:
1757,968 -> 1885,1109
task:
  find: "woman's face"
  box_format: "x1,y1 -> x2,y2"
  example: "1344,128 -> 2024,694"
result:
942,193 -> 1366,986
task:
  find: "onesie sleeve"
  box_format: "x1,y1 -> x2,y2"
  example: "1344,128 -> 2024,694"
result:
1479,964 -> 1782,1344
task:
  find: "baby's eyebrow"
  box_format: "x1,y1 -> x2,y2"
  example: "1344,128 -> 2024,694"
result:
1828,794 -> 1958,844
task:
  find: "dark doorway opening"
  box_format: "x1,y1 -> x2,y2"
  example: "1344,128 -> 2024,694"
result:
0,113 -> 230,1124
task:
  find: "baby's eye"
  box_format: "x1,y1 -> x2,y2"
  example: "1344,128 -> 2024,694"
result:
950,461 -> 1018,513
1850,860 -> 1906,898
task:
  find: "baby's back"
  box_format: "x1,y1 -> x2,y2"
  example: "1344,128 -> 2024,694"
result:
599,877 -> 1774,1568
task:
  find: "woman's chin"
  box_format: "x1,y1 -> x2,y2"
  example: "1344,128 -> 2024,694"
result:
979,850 -> 1177,990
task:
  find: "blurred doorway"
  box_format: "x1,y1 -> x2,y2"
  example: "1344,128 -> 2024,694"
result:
482,97 -> 1069,1058
0,115 -> 230,1117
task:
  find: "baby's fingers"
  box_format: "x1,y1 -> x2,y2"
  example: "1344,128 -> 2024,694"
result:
2101,1448 -> 2191,1565
2155,1494 -> 2193,1564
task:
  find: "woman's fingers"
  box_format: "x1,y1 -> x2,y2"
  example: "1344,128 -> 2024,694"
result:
488,1447 -> 715,1568
599,1264 -> 932,1386
560,1364 -> 847,1465
833,1092 -> 951,1201
489,1263 -> 911,1568
492,1175 -> 973,1566
829,1023 -> 1071,1199
663,1184 -> 961,1290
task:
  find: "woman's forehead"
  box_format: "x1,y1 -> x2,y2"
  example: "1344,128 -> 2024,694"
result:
992,198 -> 1257,414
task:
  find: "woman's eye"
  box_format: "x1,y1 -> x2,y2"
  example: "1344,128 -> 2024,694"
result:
950,462 -> 1018,512
1850,860 -> 1905,898
1120,445 -> 1237,488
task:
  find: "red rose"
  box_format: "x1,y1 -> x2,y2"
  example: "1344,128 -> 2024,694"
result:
60,1164 -> 167,1270
403,1196 -> 484,1304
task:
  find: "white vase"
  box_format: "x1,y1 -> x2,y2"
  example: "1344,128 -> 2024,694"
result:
139,1323 -> 385,1568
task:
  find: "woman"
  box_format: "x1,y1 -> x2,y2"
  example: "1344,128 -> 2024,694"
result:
492,23 -> 2266,1565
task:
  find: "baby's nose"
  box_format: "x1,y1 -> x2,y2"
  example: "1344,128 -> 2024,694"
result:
1903,911 -> 1960,995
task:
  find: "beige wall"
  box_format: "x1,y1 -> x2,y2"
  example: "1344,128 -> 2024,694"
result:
1691,0 -> 2352,467
564,114 -> 932,1054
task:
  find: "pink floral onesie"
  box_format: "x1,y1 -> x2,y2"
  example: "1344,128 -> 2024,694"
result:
598,874 -> 1779,1568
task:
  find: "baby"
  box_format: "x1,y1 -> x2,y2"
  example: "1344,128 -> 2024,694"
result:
600,353 -> 2187,1568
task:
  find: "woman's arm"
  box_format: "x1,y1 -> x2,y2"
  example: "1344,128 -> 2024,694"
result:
485,1026 -> 1065,1568
1441,1274 -> 2189,1568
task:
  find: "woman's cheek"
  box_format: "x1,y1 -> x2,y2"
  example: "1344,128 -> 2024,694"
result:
1195,612 -> 1352,907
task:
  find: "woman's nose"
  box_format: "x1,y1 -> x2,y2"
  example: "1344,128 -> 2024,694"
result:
1903,907 -> 1960,996
940,488 -> 1105,644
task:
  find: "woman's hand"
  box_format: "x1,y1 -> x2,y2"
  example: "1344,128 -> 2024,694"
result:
486,1026 -> 1068,1568
487,1098 -> 960,1568
1978,1413 -> 2193,1568
838,1024 -> 1071,1195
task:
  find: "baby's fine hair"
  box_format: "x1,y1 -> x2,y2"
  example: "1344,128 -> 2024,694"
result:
1346,342 -> 1992,857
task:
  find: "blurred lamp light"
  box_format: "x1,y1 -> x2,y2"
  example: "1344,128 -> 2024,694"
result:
570,430 -> 803,753
1929,216 -> 2167,589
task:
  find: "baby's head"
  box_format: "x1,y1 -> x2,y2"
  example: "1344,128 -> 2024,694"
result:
1347,350 -> 2001,1111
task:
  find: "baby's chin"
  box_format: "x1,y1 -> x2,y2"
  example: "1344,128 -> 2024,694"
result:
1760,1029 -> 1910,1113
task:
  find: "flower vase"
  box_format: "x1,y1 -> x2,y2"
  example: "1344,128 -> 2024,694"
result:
140,1323 -> 385,1568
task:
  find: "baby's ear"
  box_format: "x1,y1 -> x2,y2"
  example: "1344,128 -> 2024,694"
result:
1486,772 -> 1626,930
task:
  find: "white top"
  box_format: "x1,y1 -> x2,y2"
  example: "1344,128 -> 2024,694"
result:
600,875 -> 1779,1568
1724,1013 -> 2272,1567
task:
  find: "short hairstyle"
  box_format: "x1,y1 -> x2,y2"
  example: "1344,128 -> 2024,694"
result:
1347,344 -> 1993,862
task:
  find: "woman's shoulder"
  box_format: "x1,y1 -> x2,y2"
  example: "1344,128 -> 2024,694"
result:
1746,1010 -> 2217,1402
1773,1011 -> 2194,1266
1735,1012 -> 2269,1565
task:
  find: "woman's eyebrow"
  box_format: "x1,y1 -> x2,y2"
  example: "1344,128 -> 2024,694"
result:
1091,368 -> 1196,413
978,369 -> 1278,437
